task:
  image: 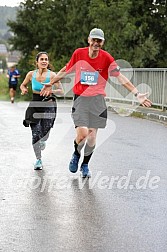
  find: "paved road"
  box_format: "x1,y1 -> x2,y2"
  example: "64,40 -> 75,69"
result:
0,100 -> 167,252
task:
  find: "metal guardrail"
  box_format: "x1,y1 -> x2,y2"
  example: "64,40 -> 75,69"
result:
61,68 -> 167,110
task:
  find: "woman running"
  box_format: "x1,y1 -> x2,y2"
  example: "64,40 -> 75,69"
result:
20,52 -> 63,170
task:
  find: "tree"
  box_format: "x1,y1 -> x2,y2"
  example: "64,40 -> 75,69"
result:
88,1 -> 134,58
127,0 -> 160,67
65,0 -> 92,52
7,0 -> 67,70
147,0 -> 167,67
88,0 -> 160,67
7,0 -> 167,69
0,55 -> 7,70
7,0 -> 93,70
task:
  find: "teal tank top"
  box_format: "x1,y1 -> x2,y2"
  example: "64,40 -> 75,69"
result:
32,69 -> 50,92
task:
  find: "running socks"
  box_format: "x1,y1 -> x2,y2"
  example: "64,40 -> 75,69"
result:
82,143 -> 95,164
74,140 -> 95,165
74,140 -> 85,157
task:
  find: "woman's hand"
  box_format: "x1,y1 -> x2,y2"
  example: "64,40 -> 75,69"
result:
20,85 -> 28,95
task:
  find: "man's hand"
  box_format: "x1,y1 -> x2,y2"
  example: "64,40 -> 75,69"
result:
137,92 -> 152,107
40,84 -> 52,96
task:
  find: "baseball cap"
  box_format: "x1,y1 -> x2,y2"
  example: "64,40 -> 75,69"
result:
89,28 -> 105,40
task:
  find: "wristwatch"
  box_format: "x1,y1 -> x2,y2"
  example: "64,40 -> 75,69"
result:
134,91 -> 140,97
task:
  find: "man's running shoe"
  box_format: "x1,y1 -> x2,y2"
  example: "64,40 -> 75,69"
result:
40,140 -> 46,151
69,153 -> 80,173
34,159 -> 43,170
80,164 -> 91,178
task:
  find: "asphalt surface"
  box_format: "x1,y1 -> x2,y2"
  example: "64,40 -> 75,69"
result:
0,100 -> 167,252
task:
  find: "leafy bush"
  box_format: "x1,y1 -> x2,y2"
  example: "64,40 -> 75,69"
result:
0,73 -> 9,100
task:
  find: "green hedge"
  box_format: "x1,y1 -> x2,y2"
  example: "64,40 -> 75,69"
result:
0,73 -> 9,100
0,73 -> 32,101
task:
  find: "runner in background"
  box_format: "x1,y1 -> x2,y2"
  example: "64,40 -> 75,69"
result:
7,65 -> 20,103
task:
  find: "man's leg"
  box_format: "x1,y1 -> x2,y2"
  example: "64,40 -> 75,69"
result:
9,88 -> 15,103
82,128 -> 97,163
75,126 -> 89,153
69,126 -> 89,173
69,95 -> 90,173
79,95 -> 107,177
80,128 -> 97,178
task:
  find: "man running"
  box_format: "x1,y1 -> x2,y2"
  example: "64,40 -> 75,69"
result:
7,65 -> 20,103
40,28 -> 152,177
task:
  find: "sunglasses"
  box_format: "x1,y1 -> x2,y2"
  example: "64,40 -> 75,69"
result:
91,38 -> 103,43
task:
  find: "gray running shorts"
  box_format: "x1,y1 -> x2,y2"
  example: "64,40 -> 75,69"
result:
72,94 -> 107,128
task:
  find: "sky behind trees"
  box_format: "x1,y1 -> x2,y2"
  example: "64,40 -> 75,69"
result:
0,0 -> 21,7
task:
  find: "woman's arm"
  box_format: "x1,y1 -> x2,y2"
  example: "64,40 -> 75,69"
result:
20,71 -> 32,95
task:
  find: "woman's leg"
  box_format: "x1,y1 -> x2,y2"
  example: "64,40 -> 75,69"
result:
30,122 -> 42,159
40,106 -> 56,141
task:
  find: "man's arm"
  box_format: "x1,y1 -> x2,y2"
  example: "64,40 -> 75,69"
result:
13,69 -> 21,78
117,73 -> 152,107
13,74 -> 21,78
52,81 -> 64,96
50,71 -> 64,96
40,49 -> 78,97
50,66 -> 66,85
40,66 -> 66,96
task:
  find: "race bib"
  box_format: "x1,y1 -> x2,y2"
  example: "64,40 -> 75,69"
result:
80,71 -> 99,85
11,76 -> 16,82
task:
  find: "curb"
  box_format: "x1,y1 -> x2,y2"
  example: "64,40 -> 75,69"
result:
107,105 -> 167,124
142,112 -> 167,123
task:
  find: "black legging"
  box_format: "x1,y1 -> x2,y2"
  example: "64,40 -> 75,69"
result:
30,106 -> 56,159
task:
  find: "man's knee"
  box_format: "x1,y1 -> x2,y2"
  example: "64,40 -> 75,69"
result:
76,127 -> 89,142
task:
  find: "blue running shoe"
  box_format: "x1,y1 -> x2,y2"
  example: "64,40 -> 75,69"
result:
40,140 -> 46,151
69,153 -> 80,173
34,159 -> 43,170
80,164 -> 91,178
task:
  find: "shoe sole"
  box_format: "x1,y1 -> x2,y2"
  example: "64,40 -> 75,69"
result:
81,173 -> 91,178
69,167 -> 78,173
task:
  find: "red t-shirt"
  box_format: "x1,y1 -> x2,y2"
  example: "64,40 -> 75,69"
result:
66,47 -> 120,96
